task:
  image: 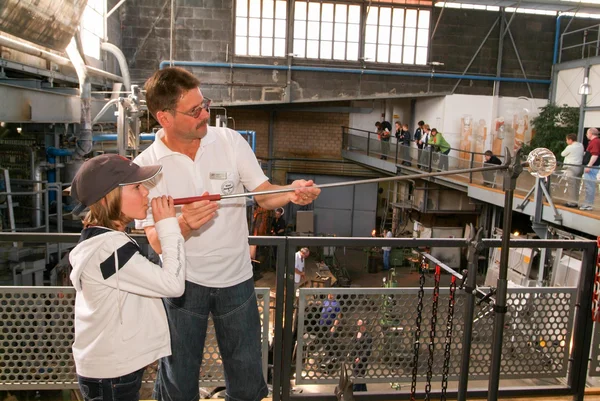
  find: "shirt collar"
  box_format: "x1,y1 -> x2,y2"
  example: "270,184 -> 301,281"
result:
152,127 -> 217,160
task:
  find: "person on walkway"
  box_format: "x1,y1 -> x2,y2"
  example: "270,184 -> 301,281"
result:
382,229 -> 392,271
581,127 -> 600,211
136,67 -> 320,401
428,128 -> 451,171
483,150 -> 502,187
295,247 -> 310,290
376,121 -> 392,160
418,124 -> 431,170
561,133 -> 584,208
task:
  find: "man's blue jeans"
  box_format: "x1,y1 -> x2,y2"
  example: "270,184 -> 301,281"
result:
78,368 -> 144,401
584,170 -> 598,207
154,277 -> 268,401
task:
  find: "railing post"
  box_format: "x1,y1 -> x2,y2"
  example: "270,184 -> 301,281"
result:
272,238 -> 287,401
395,141 -> 399,164
280,239 -> 296,401
366,131 -> 371,157
469,152 -> 475,183
428,146 -> 433,172
568,242 -> 598,401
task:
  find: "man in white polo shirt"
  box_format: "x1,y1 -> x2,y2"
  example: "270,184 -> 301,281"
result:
135,67 -> 320,401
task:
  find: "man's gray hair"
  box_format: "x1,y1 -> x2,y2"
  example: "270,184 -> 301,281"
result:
588,127 -> 599,137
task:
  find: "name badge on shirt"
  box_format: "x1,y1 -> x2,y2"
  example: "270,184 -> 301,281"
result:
210,172 -> 227,180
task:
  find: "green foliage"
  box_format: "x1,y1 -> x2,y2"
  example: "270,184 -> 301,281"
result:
522,104 -> 579,161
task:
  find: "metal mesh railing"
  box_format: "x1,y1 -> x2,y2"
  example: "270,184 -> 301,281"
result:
0,286 -> 270,389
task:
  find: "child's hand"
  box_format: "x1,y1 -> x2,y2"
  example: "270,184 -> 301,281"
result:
151,196 -> 175,223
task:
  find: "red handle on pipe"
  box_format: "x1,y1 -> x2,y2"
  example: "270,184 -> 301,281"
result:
173,194 -> 222,205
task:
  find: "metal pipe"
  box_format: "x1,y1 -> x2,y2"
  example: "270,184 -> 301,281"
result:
173,163 -> 509,205
554,15 -> 563,64
0,34 -> 124,83
101,42 -> 131,91
66,40 -> 93,159
92,98 -> 121,124
158,60 -> 551,85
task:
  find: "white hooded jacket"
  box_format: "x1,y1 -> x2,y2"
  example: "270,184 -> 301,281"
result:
69,217 -> 185,379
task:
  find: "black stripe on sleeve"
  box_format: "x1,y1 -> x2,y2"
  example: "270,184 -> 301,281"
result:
100,242 -> 140,280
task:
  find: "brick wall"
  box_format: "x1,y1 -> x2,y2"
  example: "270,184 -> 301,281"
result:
228,109 -> 349,160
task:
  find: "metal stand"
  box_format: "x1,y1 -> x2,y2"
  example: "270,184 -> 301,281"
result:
487,149 -> 523,401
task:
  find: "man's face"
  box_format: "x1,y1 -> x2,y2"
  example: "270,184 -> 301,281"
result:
171,88 -> 210,140
275,211 -> 282,218
485,155 -> 491,161
395,123 -> 400,130
587,129 -> 594,140
566,137 -> 573,145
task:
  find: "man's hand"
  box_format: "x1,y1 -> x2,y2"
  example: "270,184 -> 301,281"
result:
289,179 -> 321,206
180,191 -> 219,230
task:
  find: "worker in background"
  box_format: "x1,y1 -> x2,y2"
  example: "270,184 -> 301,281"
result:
295,247 -> 310,290
428,128 -> 451,171
483,150 -> 502,187
136,67 -> 320,401
561,133 -> 584,208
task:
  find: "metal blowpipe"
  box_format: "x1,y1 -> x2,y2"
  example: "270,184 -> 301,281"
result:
173,164 -> 501,205
173,148 -> 557,206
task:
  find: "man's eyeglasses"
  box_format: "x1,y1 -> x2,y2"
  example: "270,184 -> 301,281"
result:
165,97 -> 211,119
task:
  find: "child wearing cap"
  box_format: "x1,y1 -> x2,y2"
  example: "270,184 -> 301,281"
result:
68,154 -> 185,401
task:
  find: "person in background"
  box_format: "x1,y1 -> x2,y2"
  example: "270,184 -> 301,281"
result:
270,207 -> 286,236
414,120 -> 424,149
396,122 -> 412,166
382,229 -> 392,271
68,154 -> 185,401
350,318 -> 372,392
581,127 -> 600,211
483,150 -> 502,187
418,124 -> 431,170
561,133 -> 584,208
375,121 -> 392,160
295,247 -> 310,290
428,128 -> 451,171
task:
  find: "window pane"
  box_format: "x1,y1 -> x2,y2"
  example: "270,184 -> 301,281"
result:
236,17 -> 248,36
295,2 -> 307,20
377,44 -> 389,62
294,39 -> 306,57
274,38 -> 285,56
416,47 -> 428,65
393,8 -> 404,26
365,27 -> 377,44
391,27 -> 403,45
390,45 -> 402,63
308,2 -> 320,21
275,0 -> 287,19
307,21 -> 320,39
275,19 -> 286,38
348,5 -> 361,23
378,26 -> 391,44
307,40 -> 319,58
249,37 -> 260,55
405,9 -> 417,27
237,0 -> 248,17
379,7 -> 392,26
347,42 -> 359,60
81,29 -> 100,59
366,7 -> 378,25
404,27 -> 416,45
249,0 -> 261,17
236,36 -> 247,55
335,4 -> 347,23
249,18 -> 261,36
334,22 -> 346,41
263,0 -> 274,18
321,22 -> 333,41
333,41 -> 346,60
403,45 -> 415,63
262,18 -> 273,37
320,40 -> 332,59
294,20 -> 306,39
322,3 -> 334,22
364,43 -> 376,61
262,38 -> 273,56
416,28 -> 428,46
418,10 -> 430,27
347,24 -> 359,42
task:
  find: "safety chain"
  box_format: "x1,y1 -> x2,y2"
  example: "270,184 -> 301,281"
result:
424,265 -> 441,401
440,275 -> 457,401
410,256 -> 426,401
